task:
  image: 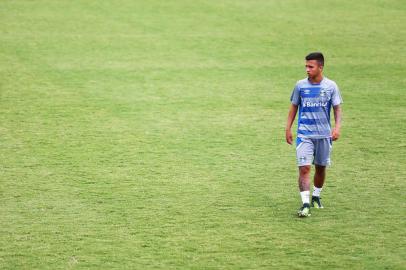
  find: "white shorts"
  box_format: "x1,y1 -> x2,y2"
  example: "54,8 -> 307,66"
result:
296,137 -> 332,166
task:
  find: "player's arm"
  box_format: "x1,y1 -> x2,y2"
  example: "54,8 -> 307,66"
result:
332,105 -> 342,141
285,104 -> 298,145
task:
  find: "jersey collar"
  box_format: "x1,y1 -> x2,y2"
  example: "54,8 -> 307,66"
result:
307,77 -> 324,85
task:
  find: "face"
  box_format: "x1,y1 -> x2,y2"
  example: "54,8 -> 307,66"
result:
305,60 -> 323,78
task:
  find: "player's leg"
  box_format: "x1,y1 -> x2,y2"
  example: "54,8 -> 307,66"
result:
311,138 -> 332,208
312,165 -> 326,208
314,165 -> 326,188
299,165 -> 311,198
296,138 -> 314,217
298,165 -> 311,217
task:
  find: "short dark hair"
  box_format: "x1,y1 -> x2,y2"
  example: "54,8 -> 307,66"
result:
305,52 -> 324,66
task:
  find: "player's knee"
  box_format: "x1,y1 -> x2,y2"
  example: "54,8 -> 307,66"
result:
315,165 -> 326,174
299,165 -> 311,176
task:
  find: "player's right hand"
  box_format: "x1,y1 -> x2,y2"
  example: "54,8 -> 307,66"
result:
285,129 -> 293,145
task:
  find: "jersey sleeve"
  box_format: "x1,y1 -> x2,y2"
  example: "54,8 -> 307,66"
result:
331,82 -> 343,106
290,83 -> 300,105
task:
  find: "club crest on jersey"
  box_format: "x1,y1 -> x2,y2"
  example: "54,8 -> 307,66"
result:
320,89 -> 326,96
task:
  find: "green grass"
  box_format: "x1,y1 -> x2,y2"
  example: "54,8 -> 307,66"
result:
1,0 -> 405,269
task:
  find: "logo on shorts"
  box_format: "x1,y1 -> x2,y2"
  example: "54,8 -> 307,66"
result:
299,156 -> 306,162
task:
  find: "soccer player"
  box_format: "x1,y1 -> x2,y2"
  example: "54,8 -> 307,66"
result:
285,52 -> 343,217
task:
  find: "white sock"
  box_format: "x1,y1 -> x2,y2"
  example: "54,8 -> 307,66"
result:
312,186 -> 323,197
300,191 -> 310,205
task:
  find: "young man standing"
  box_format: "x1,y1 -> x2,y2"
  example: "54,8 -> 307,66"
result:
285,52 -> 343,217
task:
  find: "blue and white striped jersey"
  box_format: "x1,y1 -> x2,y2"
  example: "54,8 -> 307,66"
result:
290,77 -> 343,139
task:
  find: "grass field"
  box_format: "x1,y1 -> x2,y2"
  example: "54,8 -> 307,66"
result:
1,0 -> 405,269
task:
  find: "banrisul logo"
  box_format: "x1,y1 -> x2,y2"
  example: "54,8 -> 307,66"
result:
303,101 -> 328,107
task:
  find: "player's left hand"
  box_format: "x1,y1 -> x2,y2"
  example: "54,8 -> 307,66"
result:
331,128 -> 340,141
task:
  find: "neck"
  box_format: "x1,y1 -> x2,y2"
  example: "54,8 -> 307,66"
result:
308,74 -> 323,84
